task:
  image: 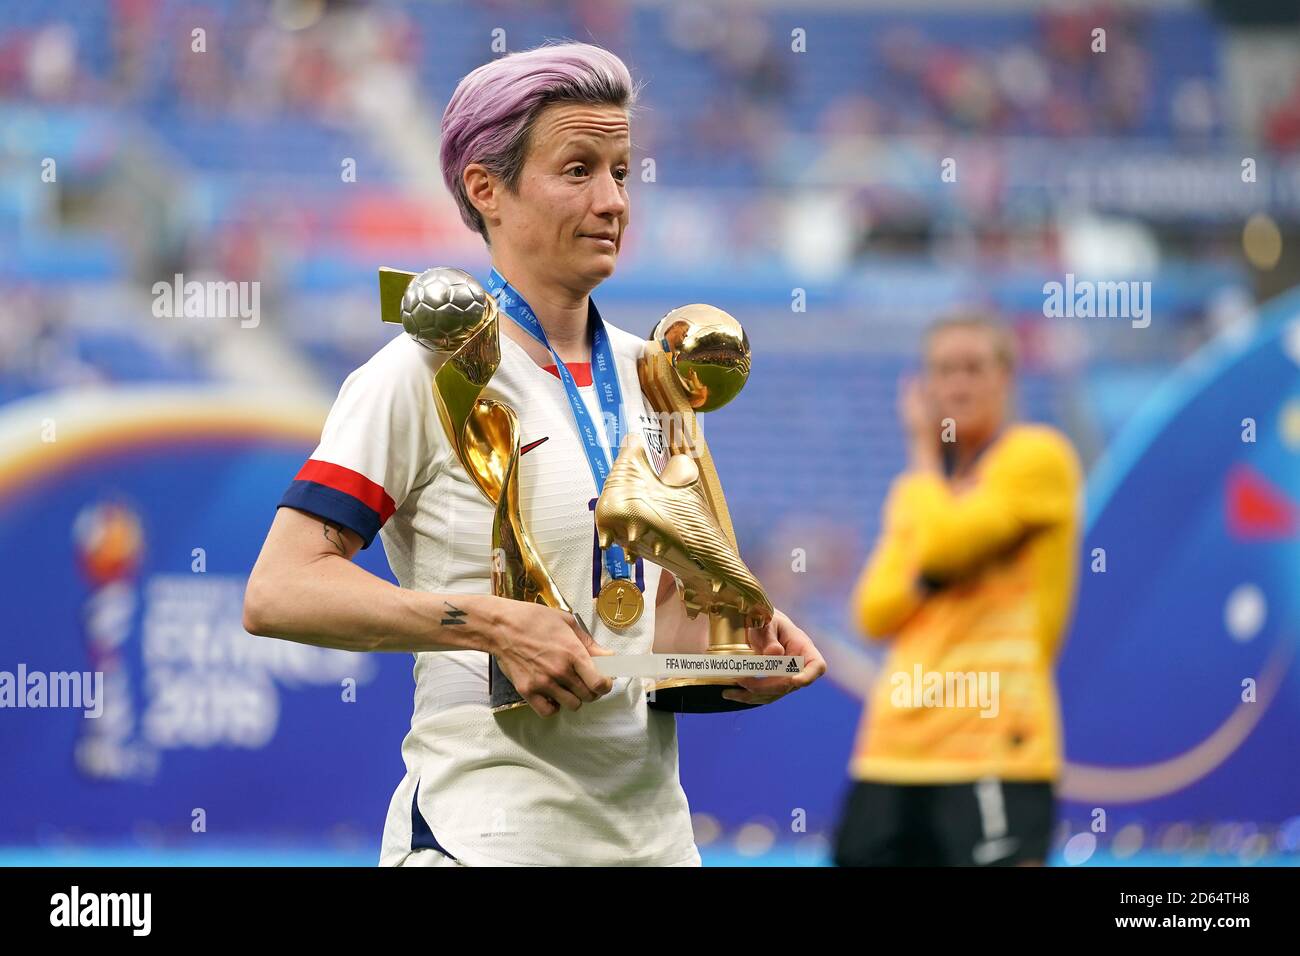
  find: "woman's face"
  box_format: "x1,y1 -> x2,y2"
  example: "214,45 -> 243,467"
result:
923,326 -> 1011,442
490,102 -> 631,289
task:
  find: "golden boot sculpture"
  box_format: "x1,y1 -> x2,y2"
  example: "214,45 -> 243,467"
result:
595,305 -> 776,713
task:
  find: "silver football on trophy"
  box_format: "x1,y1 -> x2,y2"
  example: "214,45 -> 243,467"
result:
400,267 -> 492,353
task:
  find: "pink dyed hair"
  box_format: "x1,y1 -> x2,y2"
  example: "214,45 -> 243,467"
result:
439,42 -> 639,241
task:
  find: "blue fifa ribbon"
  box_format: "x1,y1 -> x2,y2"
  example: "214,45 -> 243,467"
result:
485,268 -> 632,585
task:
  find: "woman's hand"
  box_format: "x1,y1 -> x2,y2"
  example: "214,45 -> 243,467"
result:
899,374 -> 942,473
723,608 -> 827,706
487,599 -> 615,717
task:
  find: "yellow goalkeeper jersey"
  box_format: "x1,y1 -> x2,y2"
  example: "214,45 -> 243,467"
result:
848,424 -> 1083,784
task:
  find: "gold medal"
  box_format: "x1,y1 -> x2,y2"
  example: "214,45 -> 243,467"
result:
596,578 -> 644,630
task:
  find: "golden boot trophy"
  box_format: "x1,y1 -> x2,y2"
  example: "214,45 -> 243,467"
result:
595,305 -> 779,714
379,266 -> 579,713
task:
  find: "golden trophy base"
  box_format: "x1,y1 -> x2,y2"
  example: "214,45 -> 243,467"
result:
648,676 -> 760,713
490,679 -> 760,715
491,699 -> 531,715
648,641 -> 763,713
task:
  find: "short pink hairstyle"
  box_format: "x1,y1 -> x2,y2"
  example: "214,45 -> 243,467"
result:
439,42 -> 638,241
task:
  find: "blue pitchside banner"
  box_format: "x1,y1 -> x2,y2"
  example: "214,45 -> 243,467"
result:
1054,300 -> 1300,831
0,389 -> 412,847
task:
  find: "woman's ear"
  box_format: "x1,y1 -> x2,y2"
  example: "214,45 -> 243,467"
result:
463,163 -> 498,226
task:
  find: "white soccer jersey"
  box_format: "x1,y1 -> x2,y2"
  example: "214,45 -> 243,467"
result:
278,306 -> 700,867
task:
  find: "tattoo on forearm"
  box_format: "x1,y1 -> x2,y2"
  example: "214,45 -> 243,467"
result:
441,602 -> 468,626
322,521 -> 348,556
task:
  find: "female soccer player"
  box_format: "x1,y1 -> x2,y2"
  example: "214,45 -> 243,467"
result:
243,42 -> 825,867
838,313 -> 1082,866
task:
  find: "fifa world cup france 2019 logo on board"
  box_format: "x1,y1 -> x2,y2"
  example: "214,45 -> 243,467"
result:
72,500 -> 151,781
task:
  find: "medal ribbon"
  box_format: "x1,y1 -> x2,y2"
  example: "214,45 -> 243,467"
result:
486,268 -> 632,585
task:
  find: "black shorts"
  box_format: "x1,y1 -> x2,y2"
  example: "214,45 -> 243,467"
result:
832,778 -> 1055,866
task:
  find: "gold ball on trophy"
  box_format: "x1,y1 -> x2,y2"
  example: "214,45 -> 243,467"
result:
650,304 -> 750,412
400,267 -> 494,353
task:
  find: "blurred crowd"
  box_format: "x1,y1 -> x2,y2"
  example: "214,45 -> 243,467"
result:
0,0 -> 1294,431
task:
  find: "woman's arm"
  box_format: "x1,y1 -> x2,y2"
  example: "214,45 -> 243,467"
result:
852,522 -> 924,640
243,506 -> 498,653
243,507 -> 615,716
906,428 -> 1082,582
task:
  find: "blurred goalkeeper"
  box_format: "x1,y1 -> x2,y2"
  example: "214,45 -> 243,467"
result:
834,311 -> 1082,867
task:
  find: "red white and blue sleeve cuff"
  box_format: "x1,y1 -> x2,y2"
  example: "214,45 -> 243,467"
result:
277,459 -> 396,549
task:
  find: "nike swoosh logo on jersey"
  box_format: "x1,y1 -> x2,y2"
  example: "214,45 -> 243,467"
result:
520,437 -> 549,456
